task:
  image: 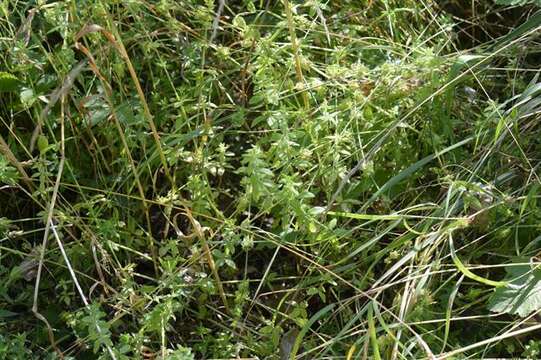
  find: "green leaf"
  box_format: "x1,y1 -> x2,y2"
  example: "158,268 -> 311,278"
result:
491,10 -> 541,51
488,261 -> 541,317
167,346 -> 195,360
368,302 -> 382,360
78,303 -> 113,353
0,156 -> 18,185
288,304 -> 335,359
0,72 -> 20,92
37,135 -> 49,154
233,15 -> 247,30
19,88 -> 35,106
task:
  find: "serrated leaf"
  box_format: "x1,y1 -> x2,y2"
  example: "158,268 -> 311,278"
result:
488,261 -> 541,317
0,72 -> 20,92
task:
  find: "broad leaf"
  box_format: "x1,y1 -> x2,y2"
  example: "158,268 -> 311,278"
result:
0,72 -> 20,92
488,261 -> 541,317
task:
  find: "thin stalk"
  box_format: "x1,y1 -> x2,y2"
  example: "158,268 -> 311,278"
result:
75,42 -> 158,272
184,206 -> 230,313
282,0 -> 309,109
75,24 -> 172,183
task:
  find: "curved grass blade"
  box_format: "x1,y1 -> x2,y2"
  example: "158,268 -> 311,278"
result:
362,137 -> 474,211
288,304 -> 336,360
449,233 -> 507,288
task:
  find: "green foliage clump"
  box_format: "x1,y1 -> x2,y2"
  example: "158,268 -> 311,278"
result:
1,0 -> 541,359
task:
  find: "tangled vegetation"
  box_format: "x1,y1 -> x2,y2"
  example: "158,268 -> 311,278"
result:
1,0 -> 541,358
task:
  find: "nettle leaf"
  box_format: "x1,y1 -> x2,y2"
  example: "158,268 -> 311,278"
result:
0,72 -> 20,92
79,303 -> 113,354
167,346 -> 195,360
488,261 -> 541,317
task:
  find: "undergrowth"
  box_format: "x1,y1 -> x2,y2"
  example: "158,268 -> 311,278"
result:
1,0 -> 541,359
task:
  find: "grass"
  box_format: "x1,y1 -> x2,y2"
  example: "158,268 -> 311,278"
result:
1,0 -> 541,359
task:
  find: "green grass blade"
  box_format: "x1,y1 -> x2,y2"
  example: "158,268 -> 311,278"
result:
363,137 -> 474,210
449,233 -> 507,288
289,304 -> 336,360
368,302 -> 382,360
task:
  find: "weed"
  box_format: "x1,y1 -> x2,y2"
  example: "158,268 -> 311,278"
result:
1,0 -> 541,359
